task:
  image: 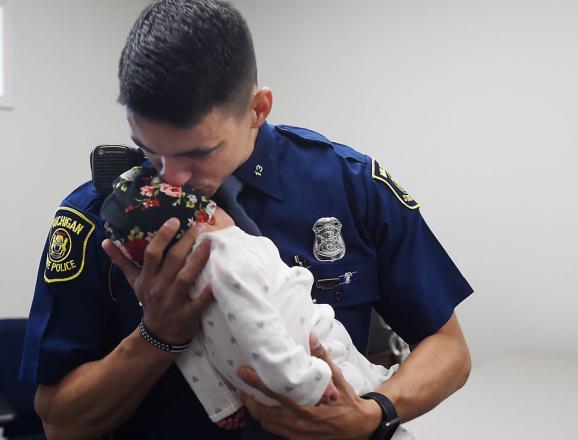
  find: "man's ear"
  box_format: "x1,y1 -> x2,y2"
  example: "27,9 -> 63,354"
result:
250,87 -> 273,128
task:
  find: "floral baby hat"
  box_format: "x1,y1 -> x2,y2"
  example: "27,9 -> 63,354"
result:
101,165 -> 216,266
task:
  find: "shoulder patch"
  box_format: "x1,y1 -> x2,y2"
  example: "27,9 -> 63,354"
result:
44,206 -> 96,283
371,158 -> 420,210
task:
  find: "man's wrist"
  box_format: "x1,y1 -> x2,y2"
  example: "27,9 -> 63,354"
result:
138,318 -> 192,353
360,397 -> 384,439
360,392 -> 400,440
124,328 -> 180,364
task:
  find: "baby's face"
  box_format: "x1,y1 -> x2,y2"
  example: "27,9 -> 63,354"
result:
205,207 -> 235,231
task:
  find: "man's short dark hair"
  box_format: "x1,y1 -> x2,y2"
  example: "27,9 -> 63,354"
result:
118,0 -> 257,127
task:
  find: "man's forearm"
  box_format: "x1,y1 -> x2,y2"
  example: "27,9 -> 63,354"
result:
36,328 -> 178,439
377,312 -> 471,423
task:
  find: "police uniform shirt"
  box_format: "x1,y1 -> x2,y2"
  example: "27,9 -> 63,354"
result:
20,122 -> 473,437
234,122 -> 473,350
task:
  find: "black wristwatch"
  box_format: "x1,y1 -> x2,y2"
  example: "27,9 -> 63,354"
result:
361,392 -> 400,440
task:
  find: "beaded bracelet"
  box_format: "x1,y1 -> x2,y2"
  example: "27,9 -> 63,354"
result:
138,318 -> 191,353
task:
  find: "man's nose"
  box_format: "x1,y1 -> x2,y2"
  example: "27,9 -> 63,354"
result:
159,156 -> 192,186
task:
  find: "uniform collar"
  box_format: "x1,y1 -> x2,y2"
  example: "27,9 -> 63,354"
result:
234,121 -> 283,201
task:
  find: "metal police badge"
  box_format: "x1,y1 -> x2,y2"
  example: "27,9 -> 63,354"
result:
44,206 -> 95,283
312,217 -> 346,262
371,157 -> 420,210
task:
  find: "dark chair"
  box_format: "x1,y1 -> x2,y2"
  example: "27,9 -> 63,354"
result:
0,319 -> 44,439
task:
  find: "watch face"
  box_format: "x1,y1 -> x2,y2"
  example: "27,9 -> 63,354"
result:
385,417 -> 401,429
384,422 -> 399,440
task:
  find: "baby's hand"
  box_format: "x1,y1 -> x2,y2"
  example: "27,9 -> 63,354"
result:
216,406 -> 246,430
318,380 -> 340,405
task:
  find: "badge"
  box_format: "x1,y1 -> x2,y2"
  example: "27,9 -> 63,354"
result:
44,207 -> 95,283
371,157 -> 420,210
312,217 -> 346,262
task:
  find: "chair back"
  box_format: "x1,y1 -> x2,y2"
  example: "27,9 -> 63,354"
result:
0,319 -> 43,438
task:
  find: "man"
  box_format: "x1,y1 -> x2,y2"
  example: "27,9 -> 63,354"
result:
21,0 -> 473,438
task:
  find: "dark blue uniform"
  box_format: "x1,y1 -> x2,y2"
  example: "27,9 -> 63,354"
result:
20,122 -> 472,437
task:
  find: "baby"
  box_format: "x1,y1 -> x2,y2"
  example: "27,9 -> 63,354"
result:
101,165 -> 398,429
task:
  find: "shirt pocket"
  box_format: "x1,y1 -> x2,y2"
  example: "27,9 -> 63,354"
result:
307,256 -> 379,309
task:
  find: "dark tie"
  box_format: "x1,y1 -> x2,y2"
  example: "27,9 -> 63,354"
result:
213,175 -> 261,236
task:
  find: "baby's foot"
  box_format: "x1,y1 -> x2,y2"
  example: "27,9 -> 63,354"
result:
216,406 -> 246,430
318,380 -> 340,405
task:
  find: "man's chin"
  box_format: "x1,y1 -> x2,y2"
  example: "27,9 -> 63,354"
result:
203,189 -> 218,198
191,185 -> 217,197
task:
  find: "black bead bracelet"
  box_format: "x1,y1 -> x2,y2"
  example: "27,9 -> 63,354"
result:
138,318 -> 191,353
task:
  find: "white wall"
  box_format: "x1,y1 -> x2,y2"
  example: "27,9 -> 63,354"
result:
0,0 -> 148,316
229,0 -> 578,364
1,0 -> 577,367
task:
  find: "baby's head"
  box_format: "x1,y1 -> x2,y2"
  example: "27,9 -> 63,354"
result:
101,165 -> 217,266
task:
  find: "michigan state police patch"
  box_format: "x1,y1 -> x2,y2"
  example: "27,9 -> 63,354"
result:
44,207 -> 95,283
371,157 -> 420,210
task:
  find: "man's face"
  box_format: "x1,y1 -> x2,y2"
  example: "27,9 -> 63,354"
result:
127,107 -> 257,197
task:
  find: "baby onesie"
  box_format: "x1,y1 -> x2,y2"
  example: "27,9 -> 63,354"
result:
176,226 -> 397,422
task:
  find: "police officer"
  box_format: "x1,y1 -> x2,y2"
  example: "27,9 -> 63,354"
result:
21,1 -> 473,438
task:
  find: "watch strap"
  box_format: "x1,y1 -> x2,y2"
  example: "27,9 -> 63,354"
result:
361,391 -> 400,440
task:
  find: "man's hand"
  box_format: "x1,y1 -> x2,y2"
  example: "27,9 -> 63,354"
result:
236,333 -> 382,440
103,217 -> 213,345
237,313 -> 471,439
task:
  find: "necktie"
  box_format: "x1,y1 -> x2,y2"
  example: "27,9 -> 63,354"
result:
213,175 -> 261,236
